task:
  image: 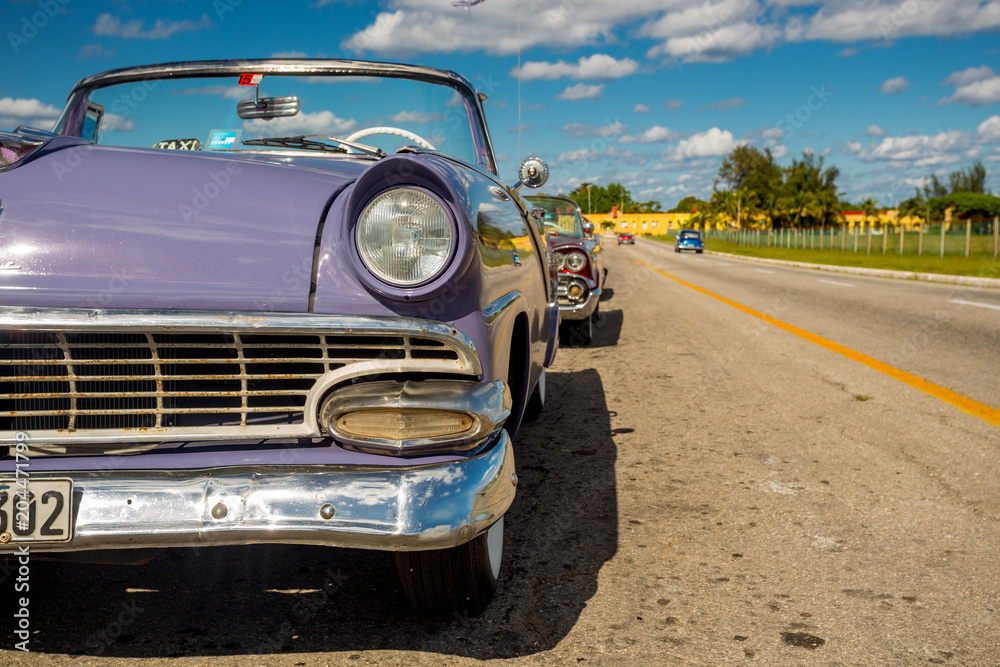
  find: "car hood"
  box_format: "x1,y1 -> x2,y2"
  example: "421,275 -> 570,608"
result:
0,144 -> 366,311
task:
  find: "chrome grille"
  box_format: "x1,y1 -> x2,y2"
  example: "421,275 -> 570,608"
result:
0,308 -> 479,451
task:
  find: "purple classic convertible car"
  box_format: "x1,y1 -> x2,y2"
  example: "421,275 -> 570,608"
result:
0,59 -> 559,614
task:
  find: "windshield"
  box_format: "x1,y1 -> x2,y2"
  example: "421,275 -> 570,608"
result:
526,196 -> 584,238
56,71 -> 485,168
679,231 -> 701,239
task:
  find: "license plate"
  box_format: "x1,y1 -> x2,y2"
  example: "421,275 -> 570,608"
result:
0,478 -> 73,544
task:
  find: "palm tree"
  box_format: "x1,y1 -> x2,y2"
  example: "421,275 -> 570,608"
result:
736,188 -> 761,229
710,190 -> 738,227
781,189 -> 820,228
898,191 -> 926,230
860,197 -> 879,232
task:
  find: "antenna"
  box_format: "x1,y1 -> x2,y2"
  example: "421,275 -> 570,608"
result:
517,1 -> 521,164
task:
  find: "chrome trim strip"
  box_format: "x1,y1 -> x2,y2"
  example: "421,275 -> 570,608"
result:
0,431 -> 515,554
480,289 -> 522,325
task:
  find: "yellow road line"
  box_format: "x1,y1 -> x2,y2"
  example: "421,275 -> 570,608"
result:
638,259 -> 1000,428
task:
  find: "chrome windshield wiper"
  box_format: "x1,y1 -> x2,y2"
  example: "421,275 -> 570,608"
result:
242,134 -> 386,157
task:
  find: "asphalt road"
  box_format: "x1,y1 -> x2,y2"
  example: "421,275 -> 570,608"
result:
3,239 -> 999,665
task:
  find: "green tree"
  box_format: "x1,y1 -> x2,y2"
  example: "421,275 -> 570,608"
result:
710,190 -> 738,227
669,195 -> 707,213
860,197 -> 880,232
898,189 -> 927,226
815,190 -> 844,230
948,161 -> 989,194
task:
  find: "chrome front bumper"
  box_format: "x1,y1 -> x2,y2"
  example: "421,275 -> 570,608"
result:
0,431 -> 515,554
558,287 -> 602,321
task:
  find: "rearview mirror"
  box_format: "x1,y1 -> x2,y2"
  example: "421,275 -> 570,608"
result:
237,96 -> 300,120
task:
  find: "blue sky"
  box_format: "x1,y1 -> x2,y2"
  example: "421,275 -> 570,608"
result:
3,0 -> 1000,207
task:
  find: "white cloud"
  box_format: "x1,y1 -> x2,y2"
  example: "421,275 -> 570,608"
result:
513,54 -> 639,81
175,85 -> 246,100
845,141 -> 863,154
854,130 -> 974,166
664,99 -> 683,110
94,13 -> 213,40
648,22 -> 780,63
556,83 -> 604,102
243,111 -> 358,137
387,110 -> 443,124
634,104 -> 651,113
563,121 -> 626,139
938,66 -> 1000,106
0,97 -> 61,120
866,124 -> 886,137
101,113 -> 135,132
78,44 -> 115,59
943,65 -> 995,87
664,127 -> 744,161
977,115 -> 1000,143
770,144 -> 789,159
879,77 -> 910,94
618,126 -> 679,144
338,0 -> 1000,65
791,0 -> 1000,43
706,97 -> 748,112
761,127 -> 784,141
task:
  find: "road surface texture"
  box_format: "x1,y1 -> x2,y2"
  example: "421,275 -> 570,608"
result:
3,238 -> 998,665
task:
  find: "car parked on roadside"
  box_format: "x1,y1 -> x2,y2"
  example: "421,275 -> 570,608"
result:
526,195 -> 606,346
0,58 -> 561,615
617,232 -> 634,245
675,229 -> 705,253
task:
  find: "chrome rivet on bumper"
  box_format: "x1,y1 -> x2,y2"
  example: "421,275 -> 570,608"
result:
511,473 -> 518,487
211,502 -> 228,520
320,504 -> 336,520
0,532 -> 11,544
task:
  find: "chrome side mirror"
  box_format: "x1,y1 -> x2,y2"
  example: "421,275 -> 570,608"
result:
582,221 -> 595,235
514,156 -> 549,191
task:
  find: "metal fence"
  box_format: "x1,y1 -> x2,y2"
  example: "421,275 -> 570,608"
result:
702,219 -> 1000,259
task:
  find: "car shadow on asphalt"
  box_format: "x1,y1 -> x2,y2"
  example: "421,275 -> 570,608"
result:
2,370 -> 619,660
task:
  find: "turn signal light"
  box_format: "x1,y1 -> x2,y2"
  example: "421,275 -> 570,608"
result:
335,409 -> 474,440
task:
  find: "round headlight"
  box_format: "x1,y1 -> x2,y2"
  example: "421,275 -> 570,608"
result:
356,188 -> 453,286
565,251 -> 587,272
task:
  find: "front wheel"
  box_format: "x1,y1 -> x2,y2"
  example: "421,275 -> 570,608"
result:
395,517 -> 504,615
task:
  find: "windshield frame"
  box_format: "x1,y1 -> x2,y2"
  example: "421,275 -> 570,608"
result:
53,58 -> 498,175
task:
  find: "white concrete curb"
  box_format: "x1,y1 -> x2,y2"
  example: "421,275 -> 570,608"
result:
632,237 -> 1000,289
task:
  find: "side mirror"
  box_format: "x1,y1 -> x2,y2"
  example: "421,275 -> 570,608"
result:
514,156 -> 548,190
582,221 -> 595,235
237,96 -> 300,120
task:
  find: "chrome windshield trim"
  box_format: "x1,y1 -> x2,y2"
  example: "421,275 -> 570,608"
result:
0,431 -> 515,554
480,289 -> 522,325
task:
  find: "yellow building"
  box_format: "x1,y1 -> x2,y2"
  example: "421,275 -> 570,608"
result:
586,210 -> 927,236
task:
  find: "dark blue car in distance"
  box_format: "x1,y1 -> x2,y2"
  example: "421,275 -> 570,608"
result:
674,229 -> 705,253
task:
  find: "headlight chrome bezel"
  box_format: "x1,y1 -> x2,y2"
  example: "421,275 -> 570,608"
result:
355,186 -> 457,289
564,250 -> 588,272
